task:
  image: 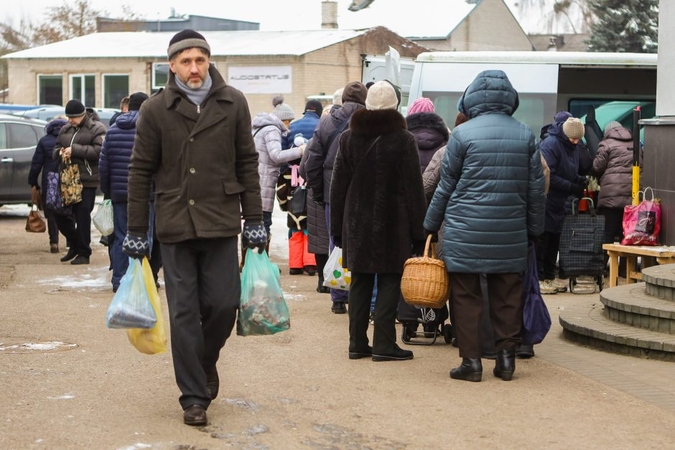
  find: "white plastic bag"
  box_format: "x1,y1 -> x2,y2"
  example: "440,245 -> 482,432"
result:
92,199 -> 114,236
323,246 -> 351,291
106,257 -> 157,329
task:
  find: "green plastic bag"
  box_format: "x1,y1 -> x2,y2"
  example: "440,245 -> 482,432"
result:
237,249 -> 290,336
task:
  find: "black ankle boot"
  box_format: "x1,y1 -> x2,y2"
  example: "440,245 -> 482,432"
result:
450,358 -> 482,382
493,348 -> 516,381
60,247 -> 77,262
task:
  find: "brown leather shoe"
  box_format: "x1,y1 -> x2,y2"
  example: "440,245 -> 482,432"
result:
50,243 -> 59,253
183,404 -> 207,426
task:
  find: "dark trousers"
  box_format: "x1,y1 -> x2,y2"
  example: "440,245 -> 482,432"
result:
315,253 -> 328,285
149,218 -> 162,284
536,231 -> 561,280
599,207 -> 626,273
54,187 -> 96,258
45,210 -> 59,245
448,274 -> 497,356
111,201 -> 128,289
349,272 -> 401,355
450,272 -> 524,359
161,237 -> 240,410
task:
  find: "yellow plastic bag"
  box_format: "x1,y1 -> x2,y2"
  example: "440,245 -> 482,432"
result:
126,257 -> 167,355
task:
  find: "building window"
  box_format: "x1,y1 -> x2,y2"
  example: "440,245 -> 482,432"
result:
152,63 -> 169,92
70,74 -> 96,107
38,75 -> 62,105
103,74 -> 129,109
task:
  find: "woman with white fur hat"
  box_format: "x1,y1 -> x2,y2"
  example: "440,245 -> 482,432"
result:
330,80 -> 427,362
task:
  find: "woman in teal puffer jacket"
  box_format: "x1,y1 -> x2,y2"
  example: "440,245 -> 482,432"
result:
424,70 -> 546,383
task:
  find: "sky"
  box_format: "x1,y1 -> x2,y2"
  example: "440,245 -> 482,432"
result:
0,0 -> 525,36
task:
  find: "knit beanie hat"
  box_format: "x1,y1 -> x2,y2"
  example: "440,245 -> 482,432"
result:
128,92 -> 149,111
272,95 -> 284,108
273,103 -> 295,121
562,117 -> 585,140
554,110 -> 573,123
366,80 -> 398,111
407,97 -> 435,115
65,99 -> 86,117
604,120 -> 622,136
167,29 -> 211,60
342,82 -> 368,105
332,88 -> 344,106
304,100 -> 323,117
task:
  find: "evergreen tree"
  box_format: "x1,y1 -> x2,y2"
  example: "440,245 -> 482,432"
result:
586,0 -> 658,53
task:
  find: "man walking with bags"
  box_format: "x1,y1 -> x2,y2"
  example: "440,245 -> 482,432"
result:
124,30 -> 266,426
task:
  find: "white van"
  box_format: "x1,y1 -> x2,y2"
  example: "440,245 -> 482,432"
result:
407,51 -> 657,137
362,54 -> 416,111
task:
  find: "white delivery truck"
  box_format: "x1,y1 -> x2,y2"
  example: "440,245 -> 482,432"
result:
407,51 -> 657,136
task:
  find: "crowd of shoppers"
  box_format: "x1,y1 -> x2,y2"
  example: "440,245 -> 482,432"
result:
23,29 -> 595,427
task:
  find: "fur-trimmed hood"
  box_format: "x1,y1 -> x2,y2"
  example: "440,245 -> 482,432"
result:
405,112 -> 450,171
349,108 -> 407,138
405,112 -> 449,141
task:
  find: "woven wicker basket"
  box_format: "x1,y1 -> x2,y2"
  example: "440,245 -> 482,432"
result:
400,234 -> 449,309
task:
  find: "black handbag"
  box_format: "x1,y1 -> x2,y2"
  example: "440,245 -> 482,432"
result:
288,185 -> 307,216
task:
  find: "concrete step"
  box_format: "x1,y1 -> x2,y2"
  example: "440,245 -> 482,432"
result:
642,264 -> 675,301
600,283 -> 675,334
558,301 -> 675,362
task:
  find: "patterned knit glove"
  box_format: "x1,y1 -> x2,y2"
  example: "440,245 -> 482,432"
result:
242,221 -> 268,254
123,231 -> 150,259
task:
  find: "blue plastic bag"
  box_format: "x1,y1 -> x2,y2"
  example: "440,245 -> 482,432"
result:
237,249 -> 290,336
106,257 -> 157,329
521,243 -> 552,345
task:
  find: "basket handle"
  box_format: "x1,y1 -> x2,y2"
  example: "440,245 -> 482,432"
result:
424,234 -> 436,258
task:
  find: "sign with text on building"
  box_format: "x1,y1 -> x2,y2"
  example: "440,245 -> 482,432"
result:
228,66 -> 292,94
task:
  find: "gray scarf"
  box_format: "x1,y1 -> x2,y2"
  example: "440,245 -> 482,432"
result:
174,72 -> 212,107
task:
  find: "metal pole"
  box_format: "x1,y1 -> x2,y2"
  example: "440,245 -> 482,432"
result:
631,107 -> 642,205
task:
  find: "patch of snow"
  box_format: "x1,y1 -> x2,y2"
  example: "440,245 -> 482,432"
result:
117,444 -> 152,450
46,393 -> 75,400
39,265 -> 111,288
0,341 -> 77,351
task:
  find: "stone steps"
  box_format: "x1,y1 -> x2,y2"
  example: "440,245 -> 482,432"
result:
600,283 -> 675,334
559,264 -> 675,362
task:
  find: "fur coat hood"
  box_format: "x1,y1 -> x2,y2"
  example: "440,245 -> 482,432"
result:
406,111 -> 449,172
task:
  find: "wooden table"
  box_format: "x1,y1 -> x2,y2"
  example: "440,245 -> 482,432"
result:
602,243 -> 675,287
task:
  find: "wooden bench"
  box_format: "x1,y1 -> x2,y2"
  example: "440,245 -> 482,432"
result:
602,243 -> 675,287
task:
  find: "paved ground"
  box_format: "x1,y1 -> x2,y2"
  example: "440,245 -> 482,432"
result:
2,204 -> 675,449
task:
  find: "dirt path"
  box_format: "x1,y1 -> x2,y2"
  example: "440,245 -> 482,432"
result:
1,205 -> 675,449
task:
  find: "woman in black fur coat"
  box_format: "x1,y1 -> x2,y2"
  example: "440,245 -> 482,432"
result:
330,81 -> 427,362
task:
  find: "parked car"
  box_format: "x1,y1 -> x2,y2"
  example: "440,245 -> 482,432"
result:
0,103 -> 59,115
0,114 -> 48,206
18,106 -> 119,127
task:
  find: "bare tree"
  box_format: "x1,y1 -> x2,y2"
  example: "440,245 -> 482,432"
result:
31,0 -> 106,45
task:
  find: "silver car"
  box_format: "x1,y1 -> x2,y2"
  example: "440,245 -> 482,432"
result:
19,106 -> 119,127
0,114 -> 48,206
